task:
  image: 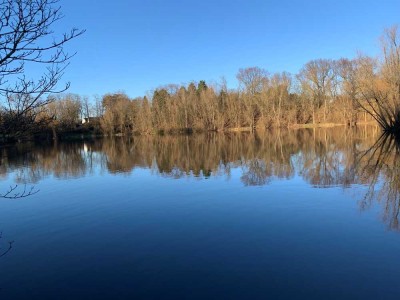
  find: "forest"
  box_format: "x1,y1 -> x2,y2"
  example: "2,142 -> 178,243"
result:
1,24 -> 399,140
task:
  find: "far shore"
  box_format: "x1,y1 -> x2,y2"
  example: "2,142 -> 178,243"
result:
0,122 -> 381,145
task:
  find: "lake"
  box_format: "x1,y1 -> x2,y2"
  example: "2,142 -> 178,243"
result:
0,127 -> 399,299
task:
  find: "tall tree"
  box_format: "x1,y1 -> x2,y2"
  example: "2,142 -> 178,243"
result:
297,59 -> 333,124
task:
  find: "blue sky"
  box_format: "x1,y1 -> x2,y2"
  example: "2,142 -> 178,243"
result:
53,0 -> 399,98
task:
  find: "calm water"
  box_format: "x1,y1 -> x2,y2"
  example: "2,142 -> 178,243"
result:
0,128 -> 399,299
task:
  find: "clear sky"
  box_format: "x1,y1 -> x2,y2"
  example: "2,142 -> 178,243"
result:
53,0 -> 400,98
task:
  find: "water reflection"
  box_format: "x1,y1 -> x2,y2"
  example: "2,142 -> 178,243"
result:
356,133 -> 400,230
0,128 -> 380,185
3,126 -> 400,229
0,232 -> 13,258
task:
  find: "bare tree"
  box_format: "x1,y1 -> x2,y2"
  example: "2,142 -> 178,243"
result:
334,58 -> 359,125
297,59 -> 334,124
81,96 -> 91,121
237,67 -> 268,95
268,72 -> 292,127
0,0 -> 85,139
354,26 -> 400,133
93,94 -> 104,118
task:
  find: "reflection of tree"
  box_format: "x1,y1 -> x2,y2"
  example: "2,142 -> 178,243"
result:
4,126 -> 400,231
297,128 -> 378,188
0,185 -> 38,199
241,159 -> 271,186
0,141 -> 91,183
301,140 -> 340,187
0,127 -> 379,186
356,134 -> 400,230
0,232 -> 13,258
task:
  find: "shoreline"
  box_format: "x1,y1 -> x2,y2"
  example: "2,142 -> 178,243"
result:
0,122 -> 381,145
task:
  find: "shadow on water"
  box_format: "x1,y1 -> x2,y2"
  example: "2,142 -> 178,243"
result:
2,126 -> 400,230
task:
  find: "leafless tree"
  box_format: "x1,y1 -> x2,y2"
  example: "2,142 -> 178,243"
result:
81,96 -> 91,120
0,0 -> 85,139
297,59 -> 334,124
237,67 -> 268,95
354,26 -> 400,133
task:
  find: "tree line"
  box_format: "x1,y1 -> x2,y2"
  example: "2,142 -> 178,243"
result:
0,11 -> 399,140
35,26 -> 400,138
